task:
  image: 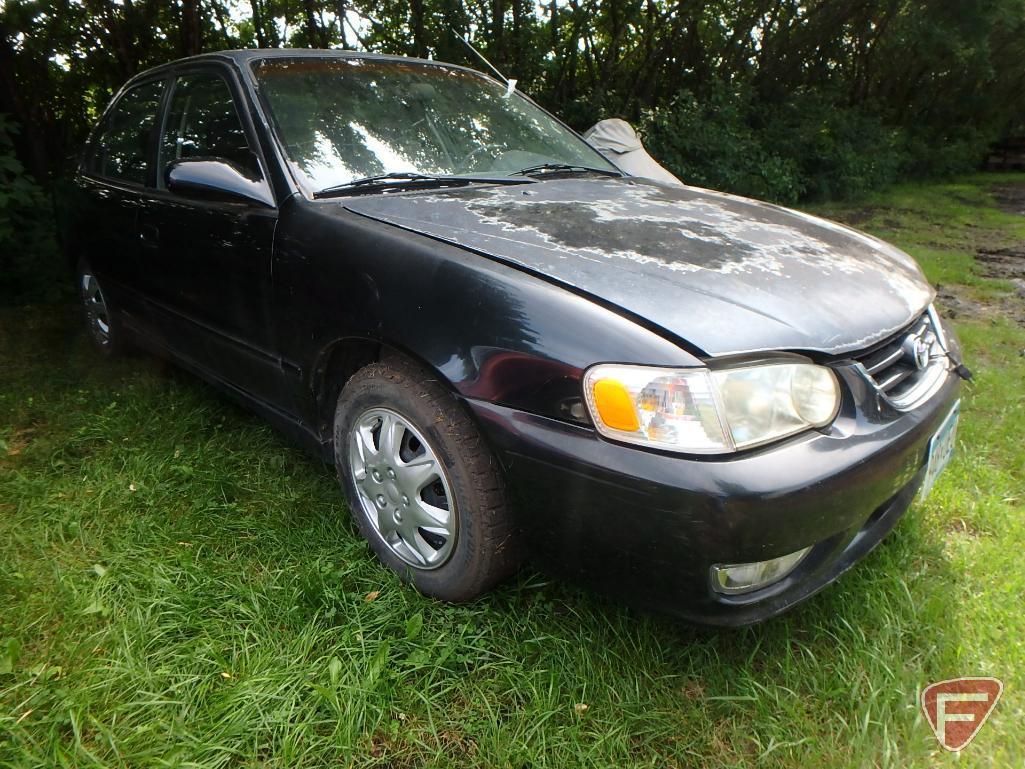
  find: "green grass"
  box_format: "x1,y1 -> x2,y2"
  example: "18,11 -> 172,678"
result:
2,174 -> 1024,768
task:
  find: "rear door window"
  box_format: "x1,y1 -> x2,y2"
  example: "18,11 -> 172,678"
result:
85,79 -> 165,185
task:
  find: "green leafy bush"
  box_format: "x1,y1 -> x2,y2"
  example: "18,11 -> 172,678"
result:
0,115 -> 67,304
641,85 -> 805,204
640,82 -> 995,204
900,125 -> 996,179
757,91 -> 904,201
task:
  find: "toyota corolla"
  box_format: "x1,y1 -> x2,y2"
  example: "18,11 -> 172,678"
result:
56,49 -> 968,625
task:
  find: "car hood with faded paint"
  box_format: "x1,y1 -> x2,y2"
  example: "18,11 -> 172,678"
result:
342,177 -> 934,357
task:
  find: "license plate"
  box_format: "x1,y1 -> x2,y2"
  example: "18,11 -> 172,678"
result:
919,401 -> 960,500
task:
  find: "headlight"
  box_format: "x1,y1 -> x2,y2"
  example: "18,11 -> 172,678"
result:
583,362 -> 840,454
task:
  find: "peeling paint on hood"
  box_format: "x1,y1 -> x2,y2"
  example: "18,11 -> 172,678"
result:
342,177 -> 934,356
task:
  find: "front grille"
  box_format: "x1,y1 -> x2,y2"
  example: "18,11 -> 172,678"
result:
852,311 -> 946,408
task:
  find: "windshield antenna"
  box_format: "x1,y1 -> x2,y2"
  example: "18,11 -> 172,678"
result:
450,27 -> 517,96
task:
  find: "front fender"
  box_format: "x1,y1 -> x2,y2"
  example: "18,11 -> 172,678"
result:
271,196 -> 701,436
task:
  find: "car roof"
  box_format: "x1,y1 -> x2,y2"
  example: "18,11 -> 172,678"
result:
130,48 -> 483,82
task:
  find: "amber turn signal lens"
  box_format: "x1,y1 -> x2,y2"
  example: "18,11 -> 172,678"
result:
591,378 -> 641,432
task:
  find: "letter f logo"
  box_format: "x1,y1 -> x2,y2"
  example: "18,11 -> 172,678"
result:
922,678 -> 1002,751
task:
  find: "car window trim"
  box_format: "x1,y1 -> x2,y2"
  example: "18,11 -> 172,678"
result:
155,62 -> 274,204
79,74 -> 171,191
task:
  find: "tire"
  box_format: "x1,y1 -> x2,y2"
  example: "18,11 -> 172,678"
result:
333,357 -> 521,602
76,259 -> 125,356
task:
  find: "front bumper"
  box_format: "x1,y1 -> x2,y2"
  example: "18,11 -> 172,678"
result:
464,363 -> 962,626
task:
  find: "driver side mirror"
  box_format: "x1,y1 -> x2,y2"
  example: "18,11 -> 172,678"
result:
165,158 -> 274,208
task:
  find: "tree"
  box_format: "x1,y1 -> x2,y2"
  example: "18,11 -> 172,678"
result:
0,0 -> 1023,194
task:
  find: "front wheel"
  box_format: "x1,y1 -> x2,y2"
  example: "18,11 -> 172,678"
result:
333,358 -> 521,602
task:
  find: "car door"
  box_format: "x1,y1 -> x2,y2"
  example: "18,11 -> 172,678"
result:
134,66 -> 289,410
74,77 -> 167,310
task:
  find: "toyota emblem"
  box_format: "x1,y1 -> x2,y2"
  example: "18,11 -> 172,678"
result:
901,333 -> 931,371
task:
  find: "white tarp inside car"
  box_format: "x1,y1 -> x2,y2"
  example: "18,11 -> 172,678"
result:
583,118 -> 683,187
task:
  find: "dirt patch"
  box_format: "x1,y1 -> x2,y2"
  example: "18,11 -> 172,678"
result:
976,245 -> 1025,296
951,194 -> 989,208
988,183 -> 1025,216
934,286 -> 991,322
832,207 -> 879,227
935,283 -> 1025,328
939,182 -> 1025,326
961,242 -> 1025,326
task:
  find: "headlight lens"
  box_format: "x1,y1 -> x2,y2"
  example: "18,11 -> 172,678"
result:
583,362 -> 840,453
583,366 -> 732,453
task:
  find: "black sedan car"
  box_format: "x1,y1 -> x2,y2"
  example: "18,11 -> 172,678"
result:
57,49 -> 966,626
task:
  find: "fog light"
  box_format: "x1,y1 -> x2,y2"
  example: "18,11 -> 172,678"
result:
711,546 -> 812,595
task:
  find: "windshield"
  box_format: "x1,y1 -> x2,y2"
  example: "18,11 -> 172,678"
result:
253,57 -> 620,193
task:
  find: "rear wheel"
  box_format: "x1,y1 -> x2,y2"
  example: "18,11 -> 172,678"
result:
333,358 -> 520,601
76,260 -> 125,356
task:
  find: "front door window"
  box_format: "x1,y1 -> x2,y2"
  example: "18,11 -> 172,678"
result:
159,72 -> 260,182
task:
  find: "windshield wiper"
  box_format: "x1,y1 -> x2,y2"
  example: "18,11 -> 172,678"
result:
314,172 -> 530,198
512,163 -> 622,179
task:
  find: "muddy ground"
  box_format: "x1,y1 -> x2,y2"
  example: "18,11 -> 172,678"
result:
935,182 -> 1025,328
989,183 -> 1025,216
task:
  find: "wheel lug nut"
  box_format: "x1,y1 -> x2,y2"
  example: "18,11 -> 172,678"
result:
376,494 -> 386,507
402,495 -> 409,506
387,468 -> 396,479
372,470 -> 382,482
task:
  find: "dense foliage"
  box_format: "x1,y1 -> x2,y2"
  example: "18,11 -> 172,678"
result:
3,0 -> 1025,199
3,0 -> 1025,200
1,0 -> 1025,230
0,115 -> 63,302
